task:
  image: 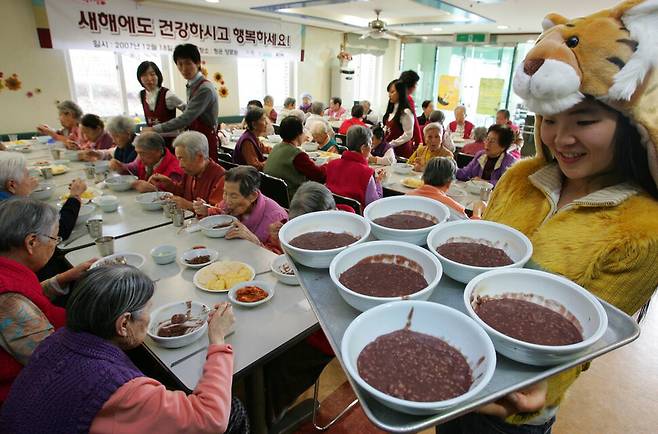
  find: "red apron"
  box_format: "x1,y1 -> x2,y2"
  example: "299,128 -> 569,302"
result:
141,87 -> 177,152
188,79 -> 219,163
385,115 -> 414,159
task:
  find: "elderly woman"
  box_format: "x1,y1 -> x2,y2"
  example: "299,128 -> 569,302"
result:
111,131 -> 183,193
36,100 -> 85,147
194,166 -> 287,245
298,92 -> 312,113
449,105 -> 475,139
66,114 -> 113,152
367,125 -> 395,166
361,100 -> 379,125
264,95 -> 277,123
462,126 -> 487,156
234,107 -> 270,171
150,131 -> 225,210
428,110 -> 455,152
1,266 -> 250,434
325,96 -> 346,121
417,100 -> 434,128
304,101 -> 334,138
0,198 -> 93,404
325,125 -> 384,208
338,105 -> 366,135
408,123 -> 454,172
308,121 -> 340,153
80,115 -> 137,163
456,124 -> 516,186
276,97 -> 296,124
265,116 -> 326,198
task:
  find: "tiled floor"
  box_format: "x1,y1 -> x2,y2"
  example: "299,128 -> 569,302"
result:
295,298 -> 658,434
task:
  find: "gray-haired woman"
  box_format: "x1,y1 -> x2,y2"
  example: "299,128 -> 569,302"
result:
111,131 -> 183,193
234,107 -> 270,171
36,100 -> 84,147
0,198 -> 94,404
1,266 -> 251,434
80,115 -> 137,163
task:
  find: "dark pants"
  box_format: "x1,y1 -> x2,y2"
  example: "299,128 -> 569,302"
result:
226,396 -> 251,434
437,414 -> 555,434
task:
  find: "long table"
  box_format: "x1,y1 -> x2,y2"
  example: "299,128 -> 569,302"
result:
65,225 -> 319,390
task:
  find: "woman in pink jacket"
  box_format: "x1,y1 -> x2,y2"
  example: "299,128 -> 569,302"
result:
0,266 -> 250,434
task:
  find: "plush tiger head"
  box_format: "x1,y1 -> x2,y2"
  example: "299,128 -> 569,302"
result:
513,0 -> 658,187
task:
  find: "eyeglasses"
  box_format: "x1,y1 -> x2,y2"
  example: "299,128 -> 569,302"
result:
38,234 -> 63,245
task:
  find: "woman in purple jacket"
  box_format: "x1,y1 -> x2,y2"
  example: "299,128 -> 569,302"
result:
456,124 -> 517,186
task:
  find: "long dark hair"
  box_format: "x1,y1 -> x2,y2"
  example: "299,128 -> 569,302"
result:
136,61 -> 163,88
383,79 -> 411,129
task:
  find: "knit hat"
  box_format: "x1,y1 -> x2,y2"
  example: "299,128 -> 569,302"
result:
513,0 -> 658,188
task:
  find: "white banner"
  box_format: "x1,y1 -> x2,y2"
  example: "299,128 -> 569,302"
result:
44,0 -> 302,59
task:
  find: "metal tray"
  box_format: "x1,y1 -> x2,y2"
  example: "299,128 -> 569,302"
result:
293,262 -> 640,433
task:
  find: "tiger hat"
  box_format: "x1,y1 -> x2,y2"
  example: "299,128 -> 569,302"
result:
513,0 -> 658,188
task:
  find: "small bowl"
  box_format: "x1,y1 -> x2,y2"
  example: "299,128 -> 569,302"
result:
464,269 -> 608,366
90,252 -> 146,269
271,255 -> 299,285
75,204 -> 96,225
63,150 -> 80,161
302,142 -> 319,152
392,163 -> 413,174
150,245 -> 177,265
341,300 -> 496,415
199,215 -> 237,238
135,192 -> 172,211
228,280 -> 275,307
147,300 -> 209,349
180,248 -> 219,268
87,160 -> 110,173
364,196 -> 450,245
93,195 -> 119,212
267,134 -> 282,144
30,183 -> 54,201
465,179 -> 493,194
105,175 -> 137,192
446,184 -> 467,202
330,240 -> 443,312
53,159 -> 70,166
36,135 -> 50,144
426,220 -> 533,284
279,210 -> 371,268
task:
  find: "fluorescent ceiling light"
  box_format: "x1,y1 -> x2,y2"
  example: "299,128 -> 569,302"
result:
497,25 -> 509,29
526,39 -> 535,43
205,0 -> 220,3
432,27 -> 442,31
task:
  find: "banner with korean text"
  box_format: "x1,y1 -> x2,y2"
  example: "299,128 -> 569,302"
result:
44,0 -> 302,59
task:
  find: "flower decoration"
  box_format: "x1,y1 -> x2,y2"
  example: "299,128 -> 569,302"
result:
201,67 -> 209,77
26,91 -> 33,98
220,80 -> 225,85
213,72 -> 223,82
35,88 -> 42,94
219,87 -> 229,98
337,51 -> 352,62
0,80 -> 4,92
4,74 -> 22,91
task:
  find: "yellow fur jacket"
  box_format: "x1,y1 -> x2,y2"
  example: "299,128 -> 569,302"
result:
483,157 -> 658,424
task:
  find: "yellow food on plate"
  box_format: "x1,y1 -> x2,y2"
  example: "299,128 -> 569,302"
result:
196,261 -> 254,291
60,188 -> 98,201
50,165 -> 67,175
401,177 -> 423,189
317,150 -> 340,160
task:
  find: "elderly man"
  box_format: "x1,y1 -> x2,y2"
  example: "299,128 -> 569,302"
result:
448,105 -> 474,139
495,109 -> 524,158
304,101 -> 334,138
150,131 -> 225,210
361,100 -> 378,125
276,97 -> 296,124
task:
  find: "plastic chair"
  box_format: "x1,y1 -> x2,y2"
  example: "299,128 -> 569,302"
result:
260,172 -> 290,208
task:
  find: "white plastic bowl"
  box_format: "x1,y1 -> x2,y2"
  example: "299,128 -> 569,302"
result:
342,300 -> 496,415
426,220 -> 533,284
279,210 -> 370,268
63,150 -> 80,161
199,215 -> 237,238
180,248 -> 219,268
465,179 -> 493,194
88,160 -> 110,173
147,301 -> 209,348
36,135 -> 50,144
464,269 -> 608,366
364,196 -> 450,245
267,134 -> 282,144
135,192 -> 171,211
150,244 -> 177,265
75,204 -> 96,225
30,183 -> 54,201
392,163 -> 413,174
302,142 -> 319,152
90,252 -> 146,269
228,280 -> 275,307
330,240 -> 443,312
105,175 -> 137,192
93,195 -> 119,212
271,255 -> 299,285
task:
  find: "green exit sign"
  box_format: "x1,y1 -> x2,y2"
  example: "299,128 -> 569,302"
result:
455,33 -> 487,43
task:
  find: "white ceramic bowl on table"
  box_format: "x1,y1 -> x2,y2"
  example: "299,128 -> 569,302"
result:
199,215 -> 237,238
87,160 -> 110,173
180,248 -> 219,268
147,301 -> 209,349
228,280 -> 275,307
30,183 -> 54,201
105,175 -> 137,192
464,268 -> 608,366
90,252 -> 146,269
301,141 -> 319,152
465,179 -> 493,194
364,196 -> 450,245
341,300 -> 496,415
267,134 -> 282,144
392,163 -> 413,174
329,240 -> 443,312
36,135 -> 50,144
446,184 -> 467,202
270,255 -> 299,285
135,192 -> 171,211
426,220 -> 533,284
63,150 -> 80,161
93,195 -> 119,212
150,244 -> 177,265
279,210 -> 370,269
75,204 -> 96,225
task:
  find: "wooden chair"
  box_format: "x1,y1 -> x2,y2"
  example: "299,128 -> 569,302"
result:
332,193 -> 361,215
260,172 -> 290,208
455,152 -> 474,168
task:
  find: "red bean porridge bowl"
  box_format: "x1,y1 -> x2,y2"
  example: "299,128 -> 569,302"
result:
426,220 -> 533,284
329,240 -> 443,312
341,300 -> 496,415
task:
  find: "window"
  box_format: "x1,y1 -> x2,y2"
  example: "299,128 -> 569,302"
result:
237,58 -> 294,113
67,50 -> 171,120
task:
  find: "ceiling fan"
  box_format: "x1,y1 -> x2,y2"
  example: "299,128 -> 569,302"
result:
360,9 -> 401,40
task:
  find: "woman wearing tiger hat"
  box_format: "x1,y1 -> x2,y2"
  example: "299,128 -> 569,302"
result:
439,1 -> 658,433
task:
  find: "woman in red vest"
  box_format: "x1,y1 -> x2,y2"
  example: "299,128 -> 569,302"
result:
382,79 -> 416,159
0,198 -> 93,403
325,125 -> 384,208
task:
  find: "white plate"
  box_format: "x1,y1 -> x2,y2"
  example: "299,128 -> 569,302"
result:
179,248 -> 219,268
90,252 -> 146,269
193,261 -> 255,293
228,280 -> 275,307
61,187 -> 102,204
